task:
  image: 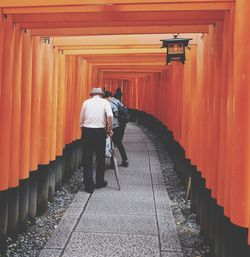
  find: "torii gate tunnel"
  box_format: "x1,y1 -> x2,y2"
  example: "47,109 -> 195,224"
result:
0,0 -> 250,256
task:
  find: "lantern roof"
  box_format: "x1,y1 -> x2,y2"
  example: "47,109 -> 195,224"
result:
160,35 -> 192,47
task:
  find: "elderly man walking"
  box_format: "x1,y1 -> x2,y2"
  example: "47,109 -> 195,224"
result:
80,87 -> 113,193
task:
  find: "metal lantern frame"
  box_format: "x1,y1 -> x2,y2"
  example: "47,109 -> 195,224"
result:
161,35 -> 192,64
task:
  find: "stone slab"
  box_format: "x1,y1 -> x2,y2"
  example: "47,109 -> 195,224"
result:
123,130 -> 142,134
161,252 -> 183,257
113,167 -> 150,174
85,196 -> 155,216
151,173 -> 165,185
148,148 -> 156,153
153,184 -> 172,212
157,211 -> 182,252
45,208 -> 82,249
150,167 -> 163,174
39,249 -> 62,257
150,159 -> 163,166
76,213 -> 158,236
125,145 -> 148,150
105,171 -> 151,184
117,176 -> 152,186
62,232 -> 160,257
70,192 -> 90,209
147,145 -> 157,151
104,174 -> 150,184
123,137 -> 145,142
125,150 -> 149,155
149,156 -> 160,163
93,183 -> 154,194
126,156 -> 149,161
91,185 -> 154,201
106,169 -> 151,179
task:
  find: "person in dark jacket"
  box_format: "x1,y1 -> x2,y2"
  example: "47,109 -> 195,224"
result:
104,90 -> 129,167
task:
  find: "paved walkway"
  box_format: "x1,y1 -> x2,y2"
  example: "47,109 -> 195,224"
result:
39,124 -> 183,257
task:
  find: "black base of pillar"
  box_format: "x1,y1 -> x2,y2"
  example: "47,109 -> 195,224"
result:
224,221 -> 250,257
48,161 -> 56,202
28,170 -> 38,221
19,179 -> 29,232
63,147 -> 69,182
62,152 -> 66,183
55,156 -> 63,191
0,235 -> 7,254
71,142 -> 77,172
7,187 -> 19,238
0,190 -> 8,253
78,139 -> 82,168
63,141 -> 79,182
37,164 -> 49,215
76,142 -> 80,169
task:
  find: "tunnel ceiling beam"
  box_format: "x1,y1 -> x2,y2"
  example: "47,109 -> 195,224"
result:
81,60 -> 166,65
12,11 -> 224,23
3,2 -> 233,14
64,48 -> 166,55
59,45 -> 165,50
30,25 -> 209,36
102,73 -> 162,78
0,0 -> 235,9
80,58 -> 167,66
91,59 -> 166,65
53,34 -> 201,47
79,54 -> 167,65
94,65 -> 168,70
78,54 -> 166,62
19,20 -> 214,29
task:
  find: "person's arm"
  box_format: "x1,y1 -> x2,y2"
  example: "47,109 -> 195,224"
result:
118,100 -> 124,108
80,102 -> 86,128
107,116 -> 113,137
105,100 -> 113,136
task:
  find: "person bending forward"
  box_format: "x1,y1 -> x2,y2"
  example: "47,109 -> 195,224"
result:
104,90 -> 129,167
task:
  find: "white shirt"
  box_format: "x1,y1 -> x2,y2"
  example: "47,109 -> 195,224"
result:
80,95 -> 113,128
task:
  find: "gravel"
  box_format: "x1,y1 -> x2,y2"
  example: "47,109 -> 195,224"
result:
3,124 -> 210,257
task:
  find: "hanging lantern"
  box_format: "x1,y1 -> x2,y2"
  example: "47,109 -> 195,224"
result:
161,34 -> 192,64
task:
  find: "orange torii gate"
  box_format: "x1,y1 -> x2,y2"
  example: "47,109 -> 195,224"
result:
1,0 -> 250,256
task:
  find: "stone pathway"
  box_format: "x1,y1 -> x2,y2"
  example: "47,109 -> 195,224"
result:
39,124 -> 183,257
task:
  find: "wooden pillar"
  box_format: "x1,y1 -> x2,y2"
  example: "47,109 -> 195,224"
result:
29,36 -> 42,220
8,23 -> 22,237
19,28 -> 33,231
0,14 -> 15,249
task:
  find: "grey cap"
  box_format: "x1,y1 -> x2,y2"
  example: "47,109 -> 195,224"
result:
90,87 -> 104,96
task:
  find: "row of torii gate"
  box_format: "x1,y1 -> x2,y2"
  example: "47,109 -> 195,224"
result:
0,1 -> 250,257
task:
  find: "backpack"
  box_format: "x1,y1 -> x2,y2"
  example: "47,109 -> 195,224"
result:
111,101 -> 129,127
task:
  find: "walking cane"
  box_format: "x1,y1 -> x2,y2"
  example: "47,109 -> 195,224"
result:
185,176 -> 191,202
110,138 -> 121,191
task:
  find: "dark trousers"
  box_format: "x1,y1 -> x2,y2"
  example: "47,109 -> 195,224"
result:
82,127 -> 106,189
112,126 -> 127,162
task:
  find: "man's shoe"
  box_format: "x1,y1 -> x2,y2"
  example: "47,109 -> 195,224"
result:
121,160 -> 129,167
95,180 -> 108,189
